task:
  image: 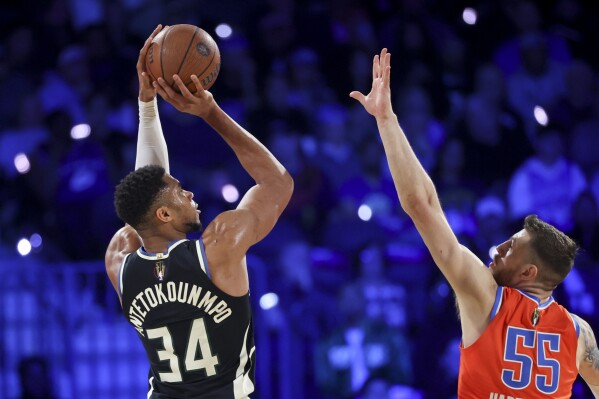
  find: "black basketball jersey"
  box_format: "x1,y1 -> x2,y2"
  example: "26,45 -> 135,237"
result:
119,239 -> 255,399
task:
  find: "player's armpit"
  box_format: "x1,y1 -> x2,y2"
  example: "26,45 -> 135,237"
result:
574,314 -> 599,392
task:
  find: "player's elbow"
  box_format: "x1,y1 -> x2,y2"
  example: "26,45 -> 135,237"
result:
400,191 -> 435,219
277,171 -> 294,207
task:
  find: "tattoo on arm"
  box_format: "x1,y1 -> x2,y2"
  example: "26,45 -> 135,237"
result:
581,322 -> 599,371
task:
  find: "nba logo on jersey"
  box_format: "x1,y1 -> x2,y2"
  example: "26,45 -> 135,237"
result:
154,261 -> 166,281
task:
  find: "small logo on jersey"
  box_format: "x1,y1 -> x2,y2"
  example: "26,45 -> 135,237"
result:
531,308 -> 540,326
154,261 -> 166,281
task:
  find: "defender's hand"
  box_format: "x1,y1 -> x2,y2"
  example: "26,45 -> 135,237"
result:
349,48 -> 393,120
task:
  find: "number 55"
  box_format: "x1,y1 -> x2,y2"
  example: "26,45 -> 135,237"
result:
502,326 -> 560,394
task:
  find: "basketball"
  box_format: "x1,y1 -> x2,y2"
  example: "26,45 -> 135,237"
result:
145,24 -> 220,92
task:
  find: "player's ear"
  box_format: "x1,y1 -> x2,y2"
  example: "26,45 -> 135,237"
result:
155,206 -> 172,223
521,264 -> 538,281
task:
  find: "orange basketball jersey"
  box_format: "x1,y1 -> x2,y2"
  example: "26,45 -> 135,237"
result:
458,286 -> 580,399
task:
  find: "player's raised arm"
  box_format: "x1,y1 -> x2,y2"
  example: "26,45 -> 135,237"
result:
350,49 -> 496,328
135,24 -> 170,172
155,74 -> 293,244
105,24 -> 167,296
573,315 -> 599,397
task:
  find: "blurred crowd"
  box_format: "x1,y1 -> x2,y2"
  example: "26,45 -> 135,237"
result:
2,0 -> 599,398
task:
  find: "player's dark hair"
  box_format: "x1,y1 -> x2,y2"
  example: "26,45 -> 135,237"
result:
114,165 -> 167,229
523,215 -> 578,287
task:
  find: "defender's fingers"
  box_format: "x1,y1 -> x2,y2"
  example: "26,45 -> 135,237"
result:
383,65 -> 391,87
349,91 -> 366,105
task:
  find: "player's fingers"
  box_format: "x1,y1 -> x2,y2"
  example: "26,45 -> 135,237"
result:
372,55 -> 378,80
172,75 -> 195,99
383,65 -> 391,87
140,25 -> 161,55
156,77 -> 179,99
150,24 -> 163,38
154,80 -> 181,107
190,75 -> 206,95
138,25 -> 162,70
349,91 -> 366,105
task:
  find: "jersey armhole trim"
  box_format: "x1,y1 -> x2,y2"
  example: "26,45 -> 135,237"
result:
489,286 -> 505,322
569,312 -> 581,338
118,253 -> 132,299
196,239 -> 211,279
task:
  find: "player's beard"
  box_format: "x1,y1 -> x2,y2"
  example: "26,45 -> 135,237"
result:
185,221 -> 203,233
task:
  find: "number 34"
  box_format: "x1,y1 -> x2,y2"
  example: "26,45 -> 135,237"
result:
147,318 -> 219,382
502,326 -> 561,394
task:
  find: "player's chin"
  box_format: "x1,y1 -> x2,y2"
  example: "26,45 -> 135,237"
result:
185,221 -> 203,233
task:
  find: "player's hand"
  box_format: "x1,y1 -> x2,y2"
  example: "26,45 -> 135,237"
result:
154,74 -> 215,118
349,48 -> 393,120
137,24 -> 166,102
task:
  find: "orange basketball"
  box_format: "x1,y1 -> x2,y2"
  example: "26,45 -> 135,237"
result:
145,24 -> 220,92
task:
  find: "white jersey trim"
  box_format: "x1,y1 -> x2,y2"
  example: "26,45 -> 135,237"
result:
118,252 -> 133,298
147,376 -> 154,399
137,239 -> 187,260
196,240 -> 207,275
233,323 -> 255,398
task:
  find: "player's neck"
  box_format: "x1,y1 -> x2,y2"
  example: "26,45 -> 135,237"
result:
518,283 -> 554,304
138,229 -> 186,254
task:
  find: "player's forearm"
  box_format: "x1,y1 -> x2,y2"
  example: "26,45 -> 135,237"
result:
135,98 -> 170,173
203,103 -> 291,188
376,113 -> 439,214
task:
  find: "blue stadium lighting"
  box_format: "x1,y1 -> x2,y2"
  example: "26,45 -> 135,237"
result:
71,123 -> 91,140
436,281 -> 450,298
17,238 -> 32,256
14,152 -> 31,174
357,204 -> 373,221
215,24 -> 233,39
534,105 -> 549,126
30,233 -> 43,248
259,293 -> 279,310
462,7 -> 477,25
488,245 -> 498,261
221,184 -> 240,203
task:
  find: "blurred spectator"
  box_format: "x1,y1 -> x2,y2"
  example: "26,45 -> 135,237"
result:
337,138 -> 397,222
274,240 -> 339,398
506,32 -> 568,138
493,0 -> 571,78
315,283 -> 413,399
549,0 -> 599,67
459,63 -> 531,189
0,26 -> 39,127
16,356 -> 57,399
472,195 -> 512,262
287,48 -> 337,120
567,90 -> 599,177
549,60 -> 596,133
433,137 -> 478,238
569,191 -> 599,267
507,124 -> 586,232
38,45 -> 90,124
217,36 -> 260,114
394,86 -> 445,173
313,102 -> 360,190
